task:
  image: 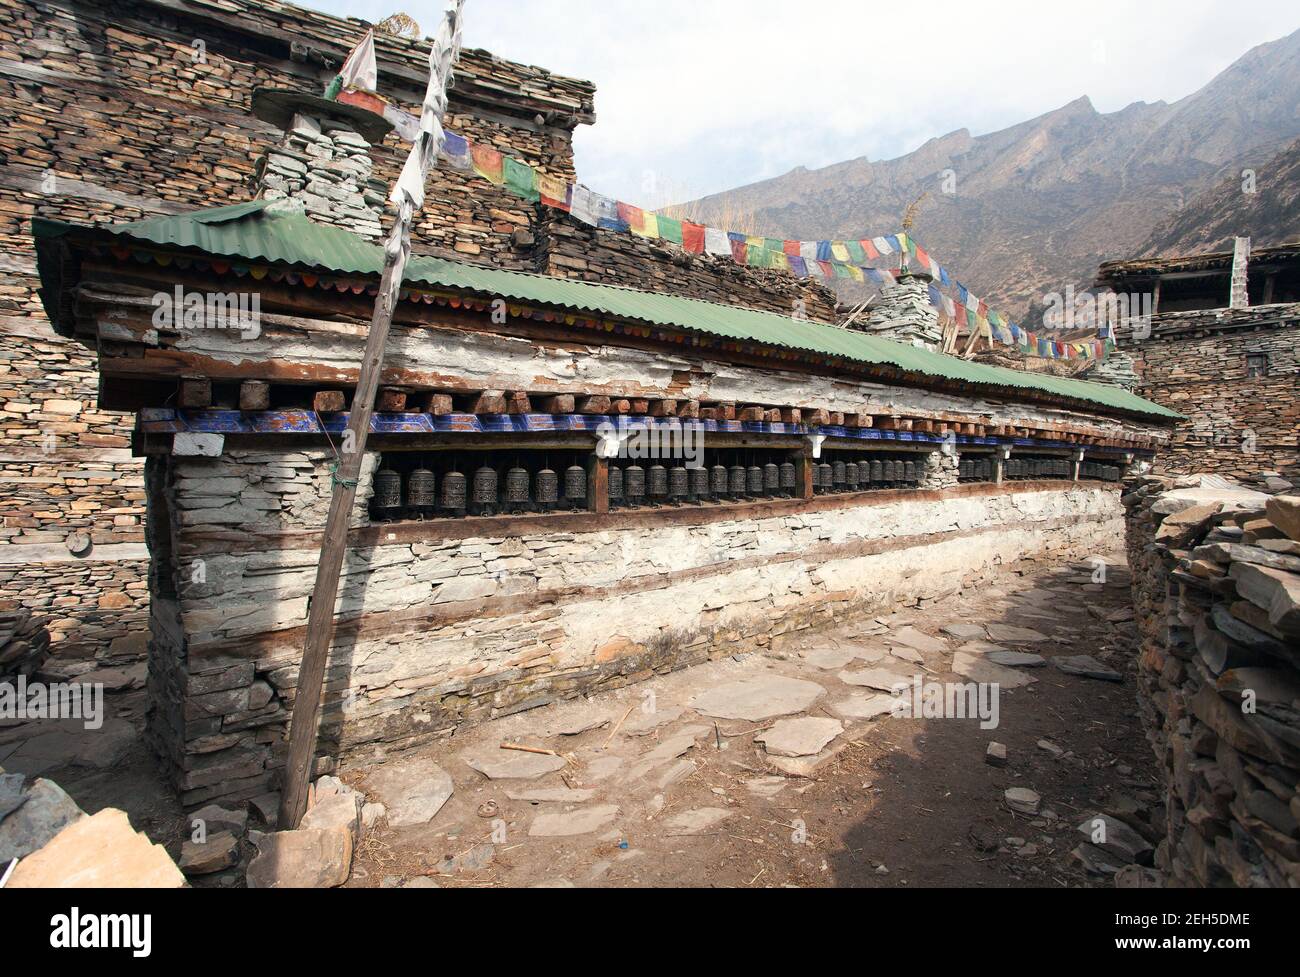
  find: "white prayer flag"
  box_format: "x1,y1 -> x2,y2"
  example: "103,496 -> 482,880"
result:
703,227 -> 731,256
338,30 -> 378,94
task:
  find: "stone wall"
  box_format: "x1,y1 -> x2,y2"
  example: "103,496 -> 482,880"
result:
147,445 -> 1124,808
1124,476 -> 1300,887
536,211 -> 841,321
1128,307 -> 1300,481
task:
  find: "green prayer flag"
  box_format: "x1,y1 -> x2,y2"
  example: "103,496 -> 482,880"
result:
503,157 -> 538,201
657,215 -> 684,245
845,241 -> 866,264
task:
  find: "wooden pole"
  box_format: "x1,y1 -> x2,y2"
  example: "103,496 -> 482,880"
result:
277,257 -> 404,829
279,1 -> 466,830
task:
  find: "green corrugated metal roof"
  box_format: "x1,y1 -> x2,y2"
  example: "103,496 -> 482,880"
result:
32,200 -> 1180,420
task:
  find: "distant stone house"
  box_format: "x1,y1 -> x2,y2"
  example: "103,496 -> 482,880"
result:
1095,240 -> 1300,482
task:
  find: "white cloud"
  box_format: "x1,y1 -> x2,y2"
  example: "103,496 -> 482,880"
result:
310,0 -> 1298,205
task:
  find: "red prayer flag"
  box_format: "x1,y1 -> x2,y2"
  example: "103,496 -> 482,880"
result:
729,239 -> 747,264
783,240 -> 801,256
682,221 -> 706,254
818,260 -> 835,278
616,201 -> 644,232
861,239 -> 880,260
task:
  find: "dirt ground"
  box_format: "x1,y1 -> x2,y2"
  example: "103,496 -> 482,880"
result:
6,550 -> 1160,888
341,551 -> 1160,888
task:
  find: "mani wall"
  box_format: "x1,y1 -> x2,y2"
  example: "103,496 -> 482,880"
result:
153,448 -> 1127,810
0,0 -> 835,661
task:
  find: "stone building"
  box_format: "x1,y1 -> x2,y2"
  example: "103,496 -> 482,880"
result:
0,0 -> 831,667
1096,240 -> 1300,482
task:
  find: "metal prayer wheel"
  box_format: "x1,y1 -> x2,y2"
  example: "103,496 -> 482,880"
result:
564,465 -> 587,507
844,461 -> 859,489
647,464 -> 668,500
746,465 -> 763,496
710,464 -> 728,498
505,466 -> 530,509
440,470 -> 466,513
689,466 -> 709,500
624,464 -> 645,504
371,467 -> 402,518
728,465 -> 746,496
763,462 -> 779,494
904,461 -> 916,484
779,461 -> 796,495
959,459 -> 971,480
536,468 -> 559,508
832,460 -> 846,490
407,467 -> 435,514
471,465 -> 498,513
605,466 -> 622,507
817,462 -> 832,492
870,460 -> 883,484
669,466 -> 689,500
883,460 -> 896,483
810,462 -> 822,491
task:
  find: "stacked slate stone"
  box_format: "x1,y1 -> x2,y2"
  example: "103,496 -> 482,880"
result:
0,608 -> 51,680
1123,475 -> 1300,887
257,114 -> 386,239
860,275 -> 943,350
1087,350 -> 1140,391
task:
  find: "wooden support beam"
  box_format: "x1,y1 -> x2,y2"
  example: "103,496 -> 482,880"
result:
505,391 -> 532,414
780,407 -> 802,424
649,399 -> 677,417
805,408 -> 829,426
376,387 -> 408,412
739,406 -> 765,421
179,377 -> 212,408
610,398 -> 632,414
537,394 -> 575,414
677,400 -> 700,419
423,392 -> 455,415
628,398 -> 650,414
238,380 -> 269,411
313,389 -> 346,412
468,390 -> 508,414
795,444 -> 814,500
577,395 -> 611,414
587,452 -> 609,514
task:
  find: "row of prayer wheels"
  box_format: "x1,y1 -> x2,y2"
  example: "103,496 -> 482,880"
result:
1081,461 -> 1122,482
814,458 -> 921,492
1005,457 -> 1072,480
608,461 -> 798,507
369,462 -> 591,519
958,458 -> 994,482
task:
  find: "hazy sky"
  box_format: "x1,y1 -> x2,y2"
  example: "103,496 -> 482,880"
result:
309,0 -> 1298,207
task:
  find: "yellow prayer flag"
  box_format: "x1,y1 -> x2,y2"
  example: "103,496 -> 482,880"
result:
831,243 -> 850,263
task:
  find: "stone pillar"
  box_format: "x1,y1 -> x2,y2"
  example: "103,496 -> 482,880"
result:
924,449 -> 959,490
1229,236 -> 1250,310
254,111 -> 387,239
857,272 -> 942,350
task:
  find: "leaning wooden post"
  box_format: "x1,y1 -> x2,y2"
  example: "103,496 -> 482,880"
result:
279,1 -> 467,830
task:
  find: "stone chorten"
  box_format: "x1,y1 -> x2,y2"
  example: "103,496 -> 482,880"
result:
249,88 -> 391,239
859,270 -> 942,350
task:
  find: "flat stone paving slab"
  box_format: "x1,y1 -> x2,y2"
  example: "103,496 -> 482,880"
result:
755,717 -> 843,757
690,676 -> 825,721
529,804 -> 620,837
801,647 -> 859,670
506,787 -> 596,803
942,623 -> 988,640
889,626 -> 950,654
987,650 -> 1047,668
1053,655 -> 1123,682
951,652 -> 1036,688
466,751 -> 567,781
663,807 -> 732,835
838,667 -> 912,692
367,757 -> 455,827
830,693 -> 897,720
986,624 -> 1050,643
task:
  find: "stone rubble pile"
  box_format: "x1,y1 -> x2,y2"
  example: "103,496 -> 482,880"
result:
1124,474 -> 1300,887
0,608 -> 50,679
0,768 -> 184,887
